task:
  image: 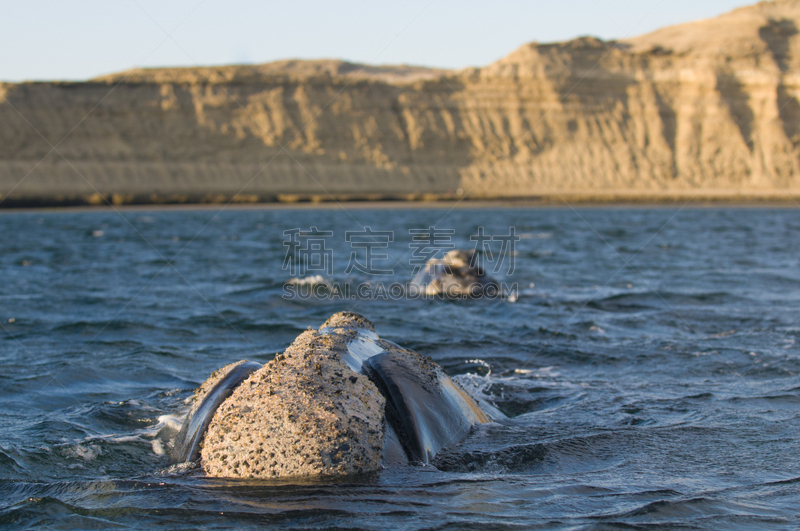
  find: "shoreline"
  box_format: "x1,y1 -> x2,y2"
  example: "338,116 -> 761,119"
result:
2,193 -> 800,214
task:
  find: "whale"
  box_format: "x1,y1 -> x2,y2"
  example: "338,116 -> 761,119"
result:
410,249 -> 502,298
172,312 -> 495,477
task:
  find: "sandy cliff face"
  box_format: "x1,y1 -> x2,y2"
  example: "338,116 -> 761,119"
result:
3,0 -> 800,204
458,0 -> 800,198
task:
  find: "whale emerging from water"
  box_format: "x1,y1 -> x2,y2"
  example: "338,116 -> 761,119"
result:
172,312 -> 494,478
410,249 -> 501,298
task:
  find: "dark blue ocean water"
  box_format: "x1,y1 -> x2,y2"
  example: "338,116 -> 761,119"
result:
1,205 -> 800,530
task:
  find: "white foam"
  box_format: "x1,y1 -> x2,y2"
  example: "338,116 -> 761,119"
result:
70,444 -> 101,461
152,439 -> 165,456
106,435 -> 144,443
514,366 -> 560,378
154,414 -> 184,433
286,275 -> 332,287
465,358 -> 492,377
452,370 -> 506,421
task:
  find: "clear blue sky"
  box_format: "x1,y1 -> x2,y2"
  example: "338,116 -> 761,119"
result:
1,0 -> 756,82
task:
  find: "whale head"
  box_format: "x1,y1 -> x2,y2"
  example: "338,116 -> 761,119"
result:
171,312 -> 493,478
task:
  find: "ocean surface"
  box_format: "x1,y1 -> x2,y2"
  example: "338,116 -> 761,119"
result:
1,205 -> 800,530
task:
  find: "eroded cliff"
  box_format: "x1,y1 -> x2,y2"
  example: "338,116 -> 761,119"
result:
3,0 -> 800,205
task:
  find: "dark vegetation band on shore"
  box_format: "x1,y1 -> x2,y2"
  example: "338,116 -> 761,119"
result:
2,191 -> 800,210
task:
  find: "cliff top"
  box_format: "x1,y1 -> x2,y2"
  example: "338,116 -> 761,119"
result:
89,0 -> 800,86
624,0 -> 800,60
475,0 -> 800,79
93,59 -> 447,85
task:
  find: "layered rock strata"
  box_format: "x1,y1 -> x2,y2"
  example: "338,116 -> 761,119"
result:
4,1 -> 800,205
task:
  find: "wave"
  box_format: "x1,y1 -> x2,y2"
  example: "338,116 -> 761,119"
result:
285,275 -> 334,288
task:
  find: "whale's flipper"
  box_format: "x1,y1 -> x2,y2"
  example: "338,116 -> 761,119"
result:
381,423 -> 410,466
324,313 -> 491,464
364,349 -> 490,464
172,361 -> 262,463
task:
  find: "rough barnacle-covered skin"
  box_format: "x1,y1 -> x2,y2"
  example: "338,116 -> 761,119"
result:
178,310 -> 494,476
199,329 -> 386,478
320,311 -> 375,331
